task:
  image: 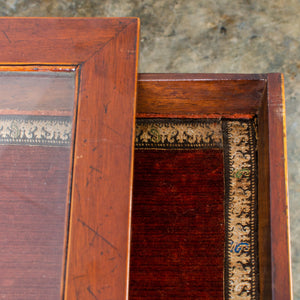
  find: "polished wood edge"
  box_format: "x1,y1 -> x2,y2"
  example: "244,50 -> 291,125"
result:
0,110 -> 72,116
0,16 -> 139,20
136,112 -> 254,119
0,65 -> 76,72
60,66 -> 81,299
281,73 -> 293,299
138,73 -> 268,81
126,18 -> 140,300
0,62 -> 77,66
267,73 -> 292,299
258,86 -> 271,299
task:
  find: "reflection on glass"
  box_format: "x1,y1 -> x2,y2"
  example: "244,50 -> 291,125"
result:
0,70 -> 75,299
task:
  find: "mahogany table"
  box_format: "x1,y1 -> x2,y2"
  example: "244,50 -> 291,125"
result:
0,18 -> 291,300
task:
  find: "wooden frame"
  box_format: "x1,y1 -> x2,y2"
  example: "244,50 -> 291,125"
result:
135,73 -> 292,299
0,18 -> 139,299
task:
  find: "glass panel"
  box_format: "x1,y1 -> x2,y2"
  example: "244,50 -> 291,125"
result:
0,70 -> 75,299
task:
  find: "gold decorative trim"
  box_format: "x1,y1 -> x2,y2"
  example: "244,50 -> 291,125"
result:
0,116 -> 72,146
224,120 -> 258,300
135,119 -> 222,149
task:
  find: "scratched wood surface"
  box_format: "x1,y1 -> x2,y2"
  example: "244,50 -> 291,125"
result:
0,18 -> 139,300
64,19 -> 139,300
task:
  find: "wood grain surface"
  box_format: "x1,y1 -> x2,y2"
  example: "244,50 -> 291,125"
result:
0,18 -> 136,64
257,73 -> 292,300
137,73 -> 266,117
266,74 -> 292,299
64,19 -> 139,300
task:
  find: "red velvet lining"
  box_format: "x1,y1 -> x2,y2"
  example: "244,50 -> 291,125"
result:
130,149 -> 224,299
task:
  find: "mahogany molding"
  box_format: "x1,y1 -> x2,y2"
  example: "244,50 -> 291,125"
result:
266,74 -> 292,299
137,73 -> 266,118
0,18 -> 139,300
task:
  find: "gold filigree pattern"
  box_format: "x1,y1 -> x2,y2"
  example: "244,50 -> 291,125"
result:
224,120 -> 257,300
0,116 -> 72,146
135,119 -> 223,148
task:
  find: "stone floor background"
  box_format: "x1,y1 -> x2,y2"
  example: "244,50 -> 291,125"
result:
1,0 -> 299,298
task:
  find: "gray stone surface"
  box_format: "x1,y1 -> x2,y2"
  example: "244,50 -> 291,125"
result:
1,0 -> 299,297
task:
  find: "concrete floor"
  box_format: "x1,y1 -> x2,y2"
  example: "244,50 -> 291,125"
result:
1,0 -> 299,298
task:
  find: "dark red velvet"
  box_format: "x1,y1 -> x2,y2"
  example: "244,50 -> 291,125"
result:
130,149 -> 224,299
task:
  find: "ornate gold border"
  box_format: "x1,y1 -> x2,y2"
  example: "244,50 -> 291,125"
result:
135,119 -> 222,149
0,115 -> 72,146
223,120 -> 258,300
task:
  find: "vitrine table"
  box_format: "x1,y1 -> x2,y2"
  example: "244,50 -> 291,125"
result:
0,18 -> 292,300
